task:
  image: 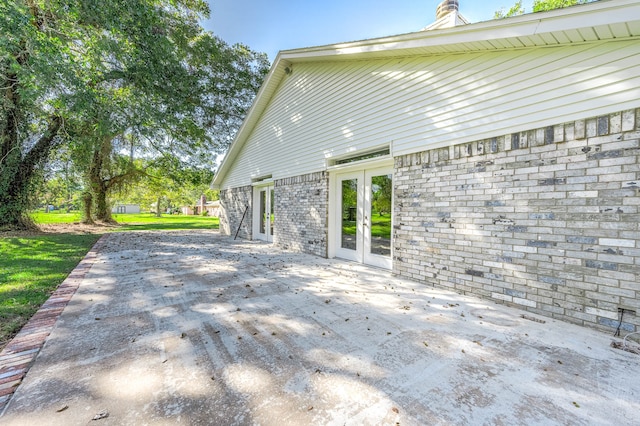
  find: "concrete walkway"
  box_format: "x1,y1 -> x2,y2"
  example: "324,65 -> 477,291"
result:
1,230 -> 638,425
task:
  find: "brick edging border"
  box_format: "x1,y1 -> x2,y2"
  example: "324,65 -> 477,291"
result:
0,233 -> 110,415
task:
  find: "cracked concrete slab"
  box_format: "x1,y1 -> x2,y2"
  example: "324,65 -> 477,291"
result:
1,230 -> 639,425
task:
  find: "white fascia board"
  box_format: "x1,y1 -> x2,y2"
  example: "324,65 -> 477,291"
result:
281,1 -> 640,62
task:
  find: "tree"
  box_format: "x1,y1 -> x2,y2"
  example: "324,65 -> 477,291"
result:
0,1 -> 76,229
0,1 -> 269,229
71,13 -> 268,223
372,175 -> 392,216
494,1 -> 525,18
495,0 -> 598,18
112,157 -> 216,216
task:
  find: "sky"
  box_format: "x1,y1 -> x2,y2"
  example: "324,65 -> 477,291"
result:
203,1 -> 538,61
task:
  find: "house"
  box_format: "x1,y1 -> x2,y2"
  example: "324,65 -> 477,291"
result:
182,195 -> 220,216
111,204 -> 141,214
212,1 -> 640,334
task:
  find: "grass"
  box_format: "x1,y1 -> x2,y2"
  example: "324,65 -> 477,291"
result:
0,211 -> 219,350
31,210 -> 83,224
113,213 -> 219,231
0,233 -> 101,349
342,213 -> 391,238
31,211 -> 219,231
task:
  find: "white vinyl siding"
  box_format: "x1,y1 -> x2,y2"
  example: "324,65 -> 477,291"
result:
220,39 -> 640,190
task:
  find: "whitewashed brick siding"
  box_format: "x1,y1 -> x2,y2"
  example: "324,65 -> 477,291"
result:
219,186 -> 252,239
394,109 -> 640,334
274,172 -> 328,257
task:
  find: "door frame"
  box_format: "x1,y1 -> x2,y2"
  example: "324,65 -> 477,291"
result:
328,157 -> 393,269
252,182 -> 274,242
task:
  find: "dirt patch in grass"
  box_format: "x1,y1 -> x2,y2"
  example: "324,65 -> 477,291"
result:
0,222 -> 116,238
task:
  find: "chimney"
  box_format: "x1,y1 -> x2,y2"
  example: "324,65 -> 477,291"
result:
436,0 -> 459,20
423,0 -> 467,31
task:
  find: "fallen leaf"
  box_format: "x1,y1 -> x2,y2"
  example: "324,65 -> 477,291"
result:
92,410 -> 109,420
392,407 -> 399,414
56,405 -> 69,413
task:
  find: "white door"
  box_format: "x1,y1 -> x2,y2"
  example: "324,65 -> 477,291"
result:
335,167 -> 392,269
254,185 -> 274,242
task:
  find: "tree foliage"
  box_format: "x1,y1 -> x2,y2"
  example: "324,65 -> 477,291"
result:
495,0 -> 598,18
0,0 -> 269,229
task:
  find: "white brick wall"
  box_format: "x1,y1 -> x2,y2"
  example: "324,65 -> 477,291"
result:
394,109 -> 640,334
219,186 -> 252,239
274,171 -> 328,257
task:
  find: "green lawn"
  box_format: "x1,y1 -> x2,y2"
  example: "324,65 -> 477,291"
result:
31,210 -> 82,224
31,211 -> 219,231
113,213 -> 219,231
0,211 -> 219,350
0,233 -> 101,349
342,213 -> 391,238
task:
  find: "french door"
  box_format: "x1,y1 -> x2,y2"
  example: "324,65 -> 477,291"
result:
335,167 -> 392,269
253,185 -> 274,242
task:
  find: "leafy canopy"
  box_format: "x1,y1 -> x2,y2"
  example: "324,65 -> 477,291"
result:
494,0 -> 598,18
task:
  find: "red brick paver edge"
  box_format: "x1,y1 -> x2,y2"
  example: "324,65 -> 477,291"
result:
0,233 -> 110,414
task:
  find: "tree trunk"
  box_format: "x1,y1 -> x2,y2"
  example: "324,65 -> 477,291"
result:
0,39 -> 55,230
81,191 -> 95,224
88,138 -> 115,223
156,197 -> 162,217
94,183 -> 112,222
0,111 -> 62,229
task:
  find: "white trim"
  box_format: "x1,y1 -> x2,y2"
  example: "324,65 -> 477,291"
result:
252,185 -> 275,243
327,156 -> 393,174
329,164 -> 394,269
251,178 -> 274,187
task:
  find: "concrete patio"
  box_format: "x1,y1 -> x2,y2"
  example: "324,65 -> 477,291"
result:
1,230 -> 638,425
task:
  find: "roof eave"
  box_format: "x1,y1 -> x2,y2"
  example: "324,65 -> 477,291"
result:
212,0 -> 640,189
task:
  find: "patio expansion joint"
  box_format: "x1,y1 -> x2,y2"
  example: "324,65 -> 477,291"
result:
0,233 -> 110,415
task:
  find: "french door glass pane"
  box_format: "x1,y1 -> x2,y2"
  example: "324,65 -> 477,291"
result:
269,188 -> 274,236
260,190 -> 267,234
341,179 -> 357,250
370,174 -> 392,256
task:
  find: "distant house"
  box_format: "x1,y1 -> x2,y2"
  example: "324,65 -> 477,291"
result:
182,195 -> 220,216
111,204 -> 141,214
212,1 -> 640,334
